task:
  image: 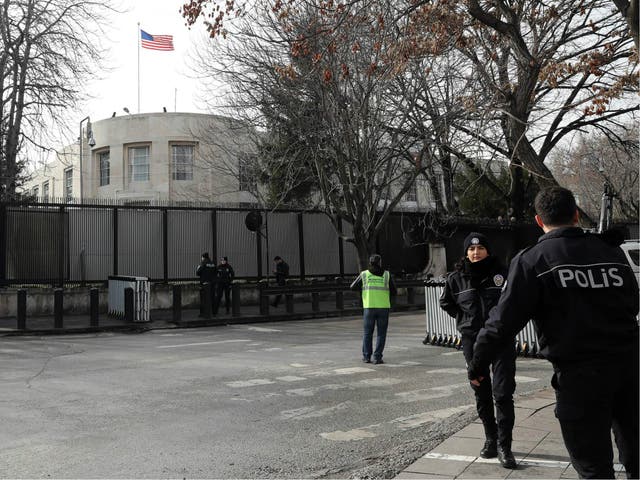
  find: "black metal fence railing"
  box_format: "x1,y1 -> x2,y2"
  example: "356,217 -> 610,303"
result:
5,280 -> 426,331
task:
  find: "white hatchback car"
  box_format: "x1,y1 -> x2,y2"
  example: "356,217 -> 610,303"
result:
621,240 -> 640,285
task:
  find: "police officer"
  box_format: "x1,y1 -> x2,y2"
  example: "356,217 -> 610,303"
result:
215,256 -> 234,314
468,187 -> 639,478
350,254 -> 397,364
196,252 -> 217,316
271,256 -> 289,308
439,233 -> 516,468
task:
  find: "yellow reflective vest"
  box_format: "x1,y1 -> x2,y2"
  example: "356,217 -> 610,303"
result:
360,270 -> 391,308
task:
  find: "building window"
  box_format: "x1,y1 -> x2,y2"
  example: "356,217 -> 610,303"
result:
99,150 -> 110,186
404,182 -> 417,202
64,168 -> 73,200
171,144 -> 194,181
32,186 -> 39,198
128,146 -> 150,182
239,155 -> 257,192
42,181 -> 49,202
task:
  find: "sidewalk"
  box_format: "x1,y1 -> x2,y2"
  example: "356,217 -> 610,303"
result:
396,388 -> 626,479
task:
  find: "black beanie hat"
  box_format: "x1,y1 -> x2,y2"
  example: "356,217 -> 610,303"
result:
463,232 -> 491,255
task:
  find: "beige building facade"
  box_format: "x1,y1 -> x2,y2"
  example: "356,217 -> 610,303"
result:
23,112 -> 257,205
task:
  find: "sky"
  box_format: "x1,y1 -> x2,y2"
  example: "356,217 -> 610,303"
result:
80,1 -> 208,122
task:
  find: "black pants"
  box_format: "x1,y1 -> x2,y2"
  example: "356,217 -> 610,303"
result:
552,350 -> 639,479
215,283 -> 231,313
462,334 -> 516,447
199,283 -> 216,316
272,281 -> 285,307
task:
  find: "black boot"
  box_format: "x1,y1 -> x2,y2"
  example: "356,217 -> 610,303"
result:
479,438 -> 497,458
497,444 -> 517,469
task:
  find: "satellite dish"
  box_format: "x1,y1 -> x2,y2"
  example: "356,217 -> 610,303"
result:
245,210 -> 263,232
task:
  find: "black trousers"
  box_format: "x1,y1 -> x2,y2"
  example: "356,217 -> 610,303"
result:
552,349 -> 639,479
462,334 -> 516,447
199,283 -> 216,316
215,282 -> 231,313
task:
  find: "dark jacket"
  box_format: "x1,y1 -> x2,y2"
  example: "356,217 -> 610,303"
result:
471,227 -> 639,369
350,265 -> 398,297
217,263 -> 234,285
196,259 -> 217,284
274,260 -> 289,286
439,255 -> 508,336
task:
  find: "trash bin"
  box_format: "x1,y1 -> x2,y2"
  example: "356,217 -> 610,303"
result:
108,275 -> 150,322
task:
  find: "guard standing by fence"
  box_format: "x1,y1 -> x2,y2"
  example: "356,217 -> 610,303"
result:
350,254 -> 396,365
271,256 -> 289,308
196,252 -> 217,316
215,256 -> 234,314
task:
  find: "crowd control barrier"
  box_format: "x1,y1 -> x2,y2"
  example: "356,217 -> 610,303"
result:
108,275 -> 150,322
423,282 -> 542,356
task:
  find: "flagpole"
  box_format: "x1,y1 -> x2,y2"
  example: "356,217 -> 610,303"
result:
137,22 -> 140,113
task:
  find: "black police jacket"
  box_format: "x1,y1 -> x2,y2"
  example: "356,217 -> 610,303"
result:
471,227 -> 639,370
439,256 -> 508,336
217,263 -> 234,284
196,260 -> 217,284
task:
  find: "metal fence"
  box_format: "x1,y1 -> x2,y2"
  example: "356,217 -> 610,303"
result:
0,202 -> 429,286
423,283 -> 542,356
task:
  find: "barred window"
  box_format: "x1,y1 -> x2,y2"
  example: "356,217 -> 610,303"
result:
172,144 -> 194,181
404,182 -> 417,202
99,150 -> 110,186
128,146 -> 150,182
239,155 -> 257,192
64,168 -> 73,200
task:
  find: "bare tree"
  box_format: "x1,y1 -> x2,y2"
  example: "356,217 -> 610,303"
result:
0,0 -> 115,200
551,121 -> 639,220
456,0 -> 638,219
187,1 -> 480,267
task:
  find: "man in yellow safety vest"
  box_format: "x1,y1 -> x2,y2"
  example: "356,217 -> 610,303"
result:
350,254 -> 397,364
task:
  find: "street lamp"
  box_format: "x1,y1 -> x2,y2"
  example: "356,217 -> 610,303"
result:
79,116 -> 95,201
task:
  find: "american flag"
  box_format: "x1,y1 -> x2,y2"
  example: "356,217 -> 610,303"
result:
140,30 -> 174,51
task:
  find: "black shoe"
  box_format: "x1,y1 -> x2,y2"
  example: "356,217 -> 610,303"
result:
374,359 -> 384,365
479,439 -> 497,458
363,357 -> 372,363
497,447 -> 517,469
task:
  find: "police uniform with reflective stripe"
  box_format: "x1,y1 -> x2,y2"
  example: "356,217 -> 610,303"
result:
470,227 -> 639,478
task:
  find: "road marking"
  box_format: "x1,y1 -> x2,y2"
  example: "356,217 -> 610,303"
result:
276,376 -> 306,382
156,339 -> 251,349
442,351 -> 462,356
391,405 -> 472,429
383,361 -> 422,368
333,367 -> 374,375
281,401 -> 354,420
263,347 -> 283,351
320,404 -> 473,441
425,368 -> 468,375
356,378 -> 403,387
290,363 -> 309,367
422,452 -> 626,471
287,384 -> 346,397
226,379 -> 275,388
395,383 -> 469,402
246,326 -> 282,332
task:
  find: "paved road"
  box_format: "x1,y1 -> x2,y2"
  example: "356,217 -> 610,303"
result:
0,313 -> 553,478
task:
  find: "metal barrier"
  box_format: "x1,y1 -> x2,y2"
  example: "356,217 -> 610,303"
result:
423,282 -> 541,356
108,275 -> 150,322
